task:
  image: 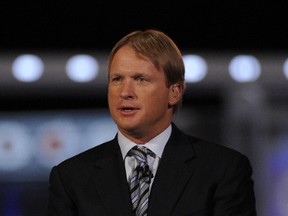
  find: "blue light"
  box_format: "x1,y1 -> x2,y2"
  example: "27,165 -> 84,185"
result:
3,185 -> 21,216
12,54 -> 44,82
66,54 -> 99,82
229,55 -> 261,83
0,122 -> 32,171
183,54 -> 207,83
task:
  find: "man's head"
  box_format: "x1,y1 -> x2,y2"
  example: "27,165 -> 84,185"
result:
107,29 -> 185,143
108,29 -> 185,113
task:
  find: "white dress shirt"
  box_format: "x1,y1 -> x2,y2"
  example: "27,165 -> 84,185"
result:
118,125 -> 172,186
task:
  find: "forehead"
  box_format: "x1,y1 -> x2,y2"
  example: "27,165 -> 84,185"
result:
110,46 -> 159,72
113,45 -> 149,61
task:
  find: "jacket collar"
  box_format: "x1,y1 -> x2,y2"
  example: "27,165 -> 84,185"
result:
90,140 -> 134,216
148,123 -> 197,215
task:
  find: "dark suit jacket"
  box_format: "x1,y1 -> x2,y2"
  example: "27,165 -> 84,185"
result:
47,124 -> 256,216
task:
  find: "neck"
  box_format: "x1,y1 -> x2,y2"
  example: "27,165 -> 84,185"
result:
119,123 -> 171,144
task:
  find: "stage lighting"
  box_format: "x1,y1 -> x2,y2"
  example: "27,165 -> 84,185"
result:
229,55 -> 261,83
66,54 -> 99,82
183,54 -> 207,83
12,54 -> 44,82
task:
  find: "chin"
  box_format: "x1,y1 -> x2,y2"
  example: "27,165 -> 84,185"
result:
118,122 -> 142,133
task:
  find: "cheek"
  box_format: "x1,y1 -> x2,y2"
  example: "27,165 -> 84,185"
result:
108,87 -> 117,99
146,91 -> 169,108
107,91 -> 117,108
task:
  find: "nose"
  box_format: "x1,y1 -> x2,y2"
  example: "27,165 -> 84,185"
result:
120,80 -> 136,99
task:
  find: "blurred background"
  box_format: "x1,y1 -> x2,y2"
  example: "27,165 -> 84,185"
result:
1,1 -> 288,215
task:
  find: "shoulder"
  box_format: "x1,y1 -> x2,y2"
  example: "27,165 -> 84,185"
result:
189,136 -> 253,177
48,138 -> 120,193
172,123 -> 250,164
191,135 -> 246,160
55,138 -> 117,170
179,131 -> 254,181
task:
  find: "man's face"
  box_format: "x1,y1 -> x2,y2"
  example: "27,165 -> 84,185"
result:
108,45 -> 177,143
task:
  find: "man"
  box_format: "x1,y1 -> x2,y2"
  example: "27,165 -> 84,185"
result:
47,29 -> 256,215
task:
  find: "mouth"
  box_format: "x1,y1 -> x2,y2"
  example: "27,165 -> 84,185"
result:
120,107 -> 137,111
122,108 -> 133,111
118,106 -> 139,114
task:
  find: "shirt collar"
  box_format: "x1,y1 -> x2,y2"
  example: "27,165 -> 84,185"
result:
118,124 -> 172,160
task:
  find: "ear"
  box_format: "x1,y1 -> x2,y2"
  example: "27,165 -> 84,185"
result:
168,83 -> 183,106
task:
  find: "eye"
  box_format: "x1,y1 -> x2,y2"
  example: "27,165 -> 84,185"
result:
111,76 -> 122,83
136,76 -> 145,82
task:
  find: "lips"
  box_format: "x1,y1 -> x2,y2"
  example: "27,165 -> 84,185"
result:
119,107 -> 138,111
118,105 -> 140,115
122,108 -> 133,111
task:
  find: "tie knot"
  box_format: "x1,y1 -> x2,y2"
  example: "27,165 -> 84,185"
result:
127,145 -> 155,165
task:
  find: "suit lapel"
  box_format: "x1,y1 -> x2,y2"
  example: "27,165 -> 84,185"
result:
148,125 -> 197,215
90,139 -> 133,216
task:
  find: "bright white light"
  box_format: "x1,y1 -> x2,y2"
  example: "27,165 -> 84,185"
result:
66,55 -> 99,82
229,55 -> 261,83
12,54 -> 44,82
183,55 -> 207,83
282,59 -> 288,80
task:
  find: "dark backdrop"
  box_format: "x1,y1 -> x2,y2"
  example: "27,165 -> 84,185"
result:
1,1 -> 288,52
1,2 -> 288,216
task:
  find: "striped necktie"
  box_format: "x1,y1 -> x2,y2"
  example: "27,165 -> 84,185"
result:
127,146 -> 155,216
